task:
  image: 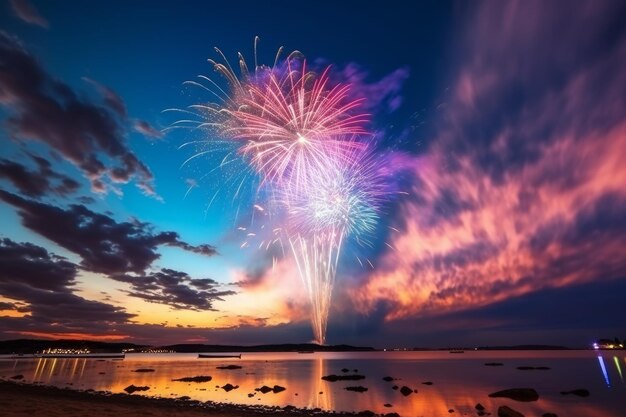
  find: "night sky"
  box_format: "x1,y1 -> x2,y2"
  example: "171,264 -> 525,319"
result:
1,0 -> 625,347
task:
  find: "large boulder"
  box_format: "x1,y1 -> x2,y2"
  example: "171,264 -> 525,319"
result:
489,388 -> 539,402
498,406 -> 524,417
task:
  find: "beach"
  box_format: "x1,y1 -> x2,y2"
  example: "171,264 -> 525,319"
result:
0,380 -> 356,417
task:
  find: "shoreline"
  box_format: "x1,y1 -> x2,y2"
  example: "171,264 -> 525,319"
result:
0,380 -> 366,417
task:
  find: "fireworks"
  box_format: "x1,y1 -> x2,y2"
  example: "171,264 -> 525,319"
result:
183,39 -> 386,344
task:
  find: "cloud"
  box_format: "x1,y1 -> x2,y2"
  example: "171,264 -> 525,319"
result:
133,120 -> 163,139
82,77 -> 127,118
0,191 -> 217,275
350,0 -> 626,322
333,63 -> 410,113
112,268 -> 236,311
0,238 -> 134,335
0,154 -> 79,197
9,0 -> 48,28
0,32 -> 156,197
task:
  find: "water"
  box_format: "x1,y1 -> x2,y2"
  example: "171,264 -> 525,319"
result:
1,350 -> 625,416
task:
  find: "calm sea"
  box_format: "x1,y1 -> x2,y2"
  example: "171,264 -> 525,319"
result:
1,350 -> 624,416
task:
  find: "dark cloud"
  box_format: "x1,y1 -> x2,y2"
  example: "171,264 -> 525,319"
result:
112,268 -> 236,311
9,0 -> 48,28
0,238 -> 134,334
82,77 -> 127,118
0,191 -> 217,275
0,32 -> 156,196
133,120 -> 163,139
0,154 -> 79,197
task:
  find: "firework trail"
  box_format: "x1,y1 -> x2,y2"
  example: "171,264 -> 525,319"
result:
182,38 -> 385,344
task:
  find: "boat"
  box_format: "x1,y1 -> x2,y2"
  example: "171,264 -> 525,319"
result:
198,353 -> 242,359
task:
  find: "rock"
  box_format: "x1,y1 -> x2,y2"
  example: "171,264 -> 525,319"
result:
516,366 -> 535,370
222,383 -> 239,392
124,384 -> 149,394
172,376 -> 212,383
255,385 -> 285,394
489,388 -> 539,402
321,374 -> 366,382
542,414 -> 558,417
247,393 -> 255,398
485,362 -> 504,366
448,409 -> 455,413
399,386 -> 413,396
132,368 -> 155,372
476,403 -> 486,411
498,405 -> 524,417
357,411 -> 375,417
392,385 -> 399,390
341,368 -> 350,373
560,389 -> 589,397
98,372 -> 106,375
422,381 -> 433,385
353,369 -> 358,372
284,405 -> 296,411
319,391 -> 323,394
345,386 -> 368,393
382,376 -> 395,382
384,403 -> 393,407
178,396 -> 191,401
216,365 -> 242,370
535,366 -> 550,370
10,374 -> 24,380
384,413 -> 400,417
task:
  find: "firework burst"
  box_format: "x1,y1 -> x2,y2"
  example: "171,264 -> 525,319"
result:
179,39 -> 387,344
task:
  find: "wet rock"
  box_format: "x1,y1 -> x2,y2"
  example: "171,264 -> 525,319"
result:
216,365 -> 242,370
485,362 -> 504,366
357,410 -> 375,416
384,413 -> 400,417
98,372 -> 106,375
10,374 -> 24,380
498,405 -> 524,417
132,368 -> 155,373
392,385 -> 399,390
489,388 -> 539,402
284,405 -> 296,411
345,386 -> 368,393
542,414 -> 558,417
560,389 -> 589,397
319,391 -> 323,394
399,386 -> 414,396
384,403 -> 393,408
448,409 -> 455,413
422,381 -> 433,385
321,374 -> 366,382
341,368 -> 350,373
255,385 -> 285,394
172,376 -> 212,383
382,376 -> 395,382
124,384 -> 149,394
178,396 -> 191,401
222,383 -> 239,392
247,393 -> 255,398
476,403 -> 486,411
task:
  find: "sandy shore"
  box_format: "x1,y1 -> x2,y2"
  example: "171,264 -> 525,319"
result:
0,380 -> 362,417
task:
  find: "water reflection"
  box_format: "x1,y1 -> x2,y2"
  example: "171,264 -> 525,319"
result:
597,355 -> 611,387
1,351 -> 625,417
